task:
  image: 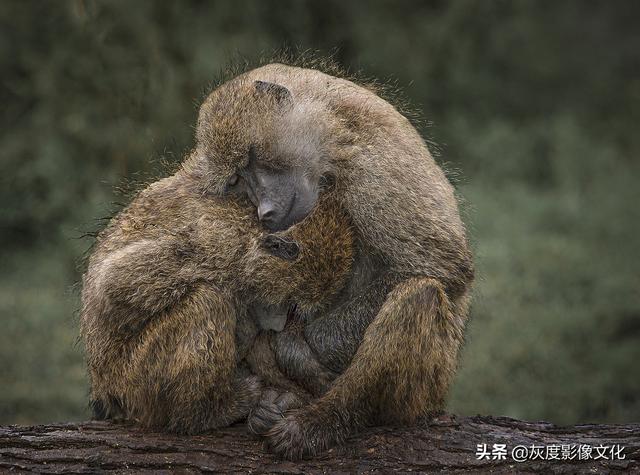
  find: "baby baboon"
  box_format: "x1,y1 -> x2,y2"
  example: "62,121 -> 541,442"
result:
80,165 -> 353,434
193,63 -> 475,458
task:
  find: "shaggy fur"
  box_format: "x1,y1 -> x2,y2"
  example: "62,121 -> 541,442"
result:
194,63 -> 475,458
80,169 -> 353,433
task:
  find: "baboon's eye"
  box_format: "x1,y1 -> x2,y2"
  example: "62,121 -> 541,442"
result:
227,174 -> 239,187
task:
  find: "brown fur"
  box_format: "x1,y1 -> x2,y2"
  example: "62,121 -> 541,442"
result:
80,167 -> 353,433
194,63 -> 474,458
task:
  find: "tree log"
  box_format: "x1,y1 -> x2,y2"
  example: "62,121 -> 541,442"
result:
0,414 -> 638,473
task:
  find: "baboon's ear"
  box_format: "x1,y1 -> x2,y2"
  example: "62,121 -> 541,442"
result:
254,80 -> 292,106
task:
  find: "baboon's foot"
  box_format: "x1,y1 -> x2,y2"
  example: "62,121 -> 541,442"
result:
247,388 -> 304,436
265,408 -> 343,460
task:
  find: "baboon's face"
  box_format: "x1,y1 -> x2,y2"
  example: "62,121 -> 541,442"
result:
225,145 -> 320,232
197,79 -> 332,231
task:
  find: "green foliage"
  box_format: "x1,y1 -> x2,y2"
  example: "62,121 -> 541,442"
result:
450,117 -> 640,423
1,1 -> 638,425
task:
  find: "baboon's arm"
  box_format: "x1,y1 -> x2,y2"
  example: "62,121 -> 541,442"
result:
266,277 -> 467,460
270,275 -> 395,395
244,331 -> 308,393
85,231 -> 263,433
270,322 -> 339,397
244,332 -> 314,436
100,284 -> 261,433
302,275 -> 397,373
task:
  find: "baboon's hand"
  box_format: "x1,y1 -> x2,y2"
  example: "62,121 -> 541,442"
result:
261,234 -> 300,261
265,408 -> 338,460
247,388 -> 304,436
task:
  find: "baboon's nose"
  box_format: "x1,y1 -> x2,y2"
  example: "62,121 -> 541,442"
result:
258,203 -> 276,222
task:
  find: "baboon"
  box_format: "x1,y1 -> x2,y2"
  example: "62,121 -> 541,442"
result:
79,166 -> 354,434
194,63 -> 475,459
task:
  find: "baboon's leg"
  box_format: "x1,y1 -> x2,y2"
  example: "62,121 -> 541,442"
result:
244,331 -> 312,435
266,277 -> 468,460
125,285 -> 261,433
270,275 -> 396,395
245,331 -> 308,392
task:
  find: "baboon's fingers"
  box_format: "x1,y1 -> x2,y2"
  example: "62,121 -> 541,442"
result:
247,389 -> 283,436
247,388 -> 306,436
247,402 -> 282,436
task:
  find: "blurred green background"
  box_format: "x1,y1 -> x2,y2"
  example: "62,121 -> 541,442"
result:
1,1 -> 638,426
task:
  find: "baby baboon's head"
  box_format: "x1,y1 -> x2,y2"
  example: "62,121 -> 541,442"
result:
247,192 -> 354,311
194,75 -> 334,232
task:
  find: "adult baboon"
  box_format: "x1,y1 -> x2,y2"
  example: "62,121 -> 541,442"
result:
193,63 -> 474,459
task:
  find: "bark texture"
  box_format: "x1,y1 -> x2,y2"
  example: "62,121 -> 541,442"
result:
1,414 -> 638,473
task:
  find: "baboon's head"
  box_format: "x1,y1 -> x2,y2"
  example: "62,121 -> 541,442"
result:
193,76 -> 334,231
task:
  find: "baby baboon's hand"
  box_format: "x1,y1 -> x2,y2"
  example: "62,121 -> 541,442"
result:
261,234 -> 300,261
247,388 -> 304,436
